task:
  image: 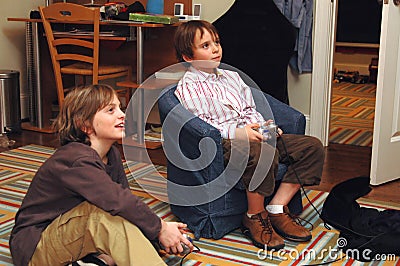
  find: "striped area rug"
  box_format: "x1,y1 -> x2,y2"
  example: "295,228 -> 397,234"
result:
1,145 -> 399,265
329,82 -> 376,147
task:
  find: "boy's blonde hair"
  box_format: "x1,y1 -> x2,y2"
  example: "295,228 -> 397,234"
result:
174,20 -> 219,62
54,84 -> 117,146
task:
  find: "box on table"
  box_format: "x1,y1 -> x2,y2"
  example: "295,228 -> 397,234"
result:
129,13 -> 179,24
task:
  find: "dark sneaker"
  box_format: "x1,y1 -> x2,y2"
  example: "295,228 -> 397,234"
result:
70,253 -> 108,266
269,206 -> 311,242
241,210 -> 285,250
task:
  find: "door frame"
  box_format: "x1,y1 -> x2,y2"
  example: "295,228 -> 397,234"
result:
310,0 -> 338,145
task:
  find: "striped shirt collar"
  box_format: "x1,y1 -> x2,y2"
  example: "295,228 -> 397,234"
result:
188,66 -> 225,81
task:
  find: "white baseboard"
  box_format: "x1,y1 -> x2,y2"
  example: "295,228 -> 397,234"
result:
304,114 -> 310,135
20,94 -> 29,120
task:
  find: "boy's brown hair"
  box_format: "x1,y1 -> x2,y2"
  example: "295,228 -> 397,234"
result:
174,20 -> 220,62
54,84 -> 117,146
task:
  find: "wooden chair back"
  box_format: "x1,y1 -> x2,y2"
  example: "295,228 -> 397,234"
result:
39,3 -> 102,106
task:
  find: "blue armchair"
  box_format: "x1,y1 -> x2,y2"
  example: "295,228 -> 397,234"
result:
158,85 -> 306,240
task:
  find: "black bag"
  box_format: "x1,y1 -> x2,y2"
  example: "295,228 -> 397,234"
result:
101,1 -> 145,21
321,176 -> 400,262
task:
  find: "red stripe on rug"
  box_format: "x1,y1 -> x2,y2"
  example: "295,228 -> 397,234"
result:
329,127 -> 342,136
196,250 -> 257,265
0,155 -> 44,165
0,218 -> 14,225
0,186 -> 25,194
345,257 -> 355,265
343,130 -> 363,143
220,236 -> 252,245
0,242 -> 9,248
0,199 -> 20,208
0,172 -> 25,182
344,98 -> 358,107
161,212 -> 174,220
147,198 -> 158,205
291,231 -> 327,266
0,165 -> 32,172
303,191 -> 325,210
19,145 -> 55,154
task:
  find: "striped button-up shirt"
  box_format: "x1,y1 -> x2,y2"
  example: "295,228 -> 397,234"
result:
175,67 -> 265,139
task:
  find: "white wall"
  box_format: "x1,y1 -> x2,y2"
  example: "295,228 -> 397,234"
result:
192,0 -> 233,22
1,0 -> 44,118
288,70 -> 312,115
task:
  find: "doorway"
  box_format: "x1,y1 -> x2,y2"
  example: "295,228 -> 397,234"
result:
328,0 -> 382,147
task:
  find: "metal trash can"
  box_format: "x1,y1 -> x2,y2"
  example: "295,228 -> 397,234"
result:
0,70 -> 21,133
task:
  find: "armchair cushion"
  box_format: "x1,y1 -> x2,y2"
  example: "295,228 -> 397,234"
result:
158,85 -> 305,239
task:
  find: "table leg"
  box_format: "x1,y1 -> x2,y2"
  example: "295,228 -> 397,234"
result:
123,26 -> 161,149
29,22 -> 43,128
136,26 -> 145,144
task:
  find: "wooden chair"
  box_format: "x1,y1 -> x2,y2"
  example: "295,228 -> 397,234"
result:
39,3 -> 133,107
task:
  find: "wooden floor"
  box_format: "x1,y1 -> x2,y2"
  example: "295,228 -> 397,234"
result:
2,129 -> 399,204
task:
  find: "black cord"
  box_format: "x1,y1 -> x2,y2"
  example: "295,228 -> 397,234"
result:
277,133 -> 332,230
277,133 -> 390,266
179,243 -> 201,266
278,132 -> 385,240
177,131 -> 381,266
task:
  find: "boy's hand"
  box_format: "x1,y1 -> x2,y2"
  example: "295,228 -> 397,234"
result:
235,123 -> 263,142
158,220 -> 194,255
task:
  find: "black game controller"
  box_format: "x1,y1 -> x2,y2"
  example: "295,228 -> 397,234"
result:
180,234 -> 192,255
155,234 -> 193,256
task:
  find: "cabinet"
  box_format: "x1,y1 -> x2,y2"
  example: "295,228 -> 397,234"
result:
334,0 -> 382,75
334,42 -> 379,76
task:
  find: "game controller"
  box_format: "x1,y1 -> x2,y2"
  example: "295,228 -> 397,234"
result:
257,121 -> 278,141
180,234 -> 192,255
155,234 -> 193,256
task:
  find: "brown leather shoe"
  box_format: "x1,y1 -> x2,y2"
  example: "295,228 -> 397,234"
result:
241,211 -> 285,250
269,206 -> 311,242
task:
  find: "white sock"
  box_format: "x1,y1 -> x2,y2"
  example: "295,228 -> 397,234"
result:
266,204 -> 284,214
247,212 -> 255,218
